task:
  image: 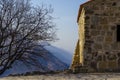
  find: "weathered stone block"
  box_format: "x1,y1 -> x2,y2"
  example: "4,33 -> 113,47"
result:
94,43 -> 102,50
97,61 -> 108,70
100,17 -> 108,24
103,44 -> 111,50
102,25 -> 109,31
96,36 -> 104,42
115,13 -> 120,16
105,36 -> 113,43
90,30 -> 100,36
111,44 -> 119,50
108,17 -> 116,22
91,15 -> 100,25
85,16 -> 90,20
107,54 -> 117,60
86,9 -> 94,14
97,55 -> 102,61
108,61 -> 118,69
90,25 -> 96,29
107,31 -> 113,36
111,26 -> 116,30
101,31 -> 106,35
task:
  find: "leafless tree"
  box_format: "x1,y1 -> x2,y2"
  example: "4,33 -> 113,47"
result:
0,0 -> 56,74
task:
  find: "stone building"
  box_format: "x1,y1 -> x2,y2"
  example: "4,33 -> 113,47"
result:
71,0 -> 120,72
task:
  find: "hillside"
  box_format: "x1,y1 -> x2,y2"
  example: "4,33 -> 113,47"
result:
1,43 -> 72,77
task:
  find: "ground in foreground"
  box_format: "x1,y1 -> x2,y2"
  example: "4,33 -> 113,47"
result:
1,73 -> 120,80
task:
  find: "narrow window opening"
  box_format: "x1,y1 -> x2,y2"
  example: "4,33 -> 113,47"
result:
117,25 -> 120,42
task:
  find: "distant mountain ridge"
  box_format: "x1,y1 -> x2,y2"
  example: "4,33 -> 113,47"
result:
1,43 -> 72,77
44,45 -> 72,65
40,41 -> 72,65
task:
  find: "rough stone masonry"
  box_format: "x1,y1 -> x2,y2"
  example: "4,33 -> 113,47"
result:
71,0 -> 120,72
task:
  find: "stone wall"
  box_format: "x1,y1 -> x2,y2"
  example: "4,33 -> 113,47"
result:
70,8 -> 85,70
81,0 -> 120,71
71,0 -> 120,72
70,40 -> 80,70
78,8 -> 85,65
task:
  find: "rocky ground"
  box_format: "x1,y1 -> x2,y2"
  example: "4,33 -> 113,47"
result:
1,73 -> 120,80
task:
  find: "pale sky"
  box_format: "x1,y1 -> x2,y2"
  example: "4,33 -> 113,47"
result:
31,0 -> 88,54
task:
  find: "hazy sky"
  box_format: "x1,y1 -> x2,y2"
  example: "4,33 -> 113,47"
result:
31,0 -> 88,54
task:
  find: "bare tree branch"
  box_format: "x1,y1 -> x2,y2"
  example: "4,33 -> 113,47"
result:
0,0 -> 56,74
